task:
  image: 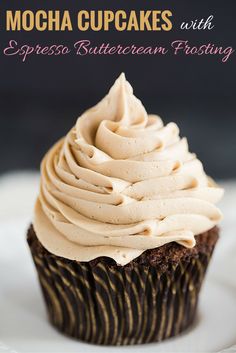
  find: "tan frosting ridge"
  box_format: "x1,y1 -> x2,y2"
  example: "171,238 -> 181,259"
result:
34,73 -> 223,265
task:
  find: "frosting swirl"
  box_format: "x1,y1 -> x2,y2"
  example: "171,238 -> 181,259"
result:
34,73 -> 223,265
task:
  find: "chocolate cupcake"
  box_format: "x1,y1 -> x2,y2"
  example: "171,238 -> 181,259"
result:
27,73 -> 223,345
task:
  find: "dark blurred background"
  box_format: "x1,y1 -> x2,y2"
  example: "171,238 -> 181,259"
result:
0,0 -> 235,178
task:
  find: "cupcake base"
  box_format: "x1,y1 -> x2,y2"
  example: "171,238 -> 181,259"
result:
27,226 -> 218,345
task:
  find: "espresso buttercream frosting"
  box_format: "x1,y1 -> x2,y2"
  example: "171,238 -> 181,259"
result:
34,73 -> 223,265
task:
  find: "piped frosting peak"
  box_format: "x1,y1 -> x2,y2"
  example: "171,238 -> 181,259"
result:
34,73 -> 223,265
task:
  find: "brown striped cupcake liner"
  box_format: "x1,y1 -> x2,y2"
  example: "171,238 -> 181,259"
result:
27,226 -> 218,345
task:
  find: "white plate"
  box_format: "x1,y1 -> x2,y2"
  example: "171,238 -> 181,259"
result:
0,173 -> 236,353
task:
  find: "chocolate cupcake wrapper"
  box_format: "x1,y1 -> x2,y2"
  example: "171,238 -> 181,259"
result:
28,240 -> 213,345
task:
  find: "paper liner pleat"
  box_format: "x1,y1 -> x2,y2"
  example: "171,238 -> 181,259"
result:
29,243 -> 213,345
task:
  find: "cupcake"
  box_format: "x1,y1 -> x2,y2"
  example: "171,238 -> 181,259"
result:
27,73 -> 223,345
